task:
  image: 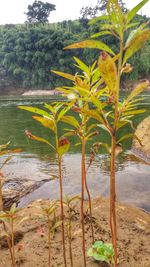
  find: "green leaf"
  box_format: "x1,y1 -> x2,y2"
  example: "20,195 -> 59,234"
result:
61,115 -> 79,128
0,142 -> 10,152
123,29 -> 150,64
126,80 -> 149,102
87,248 -> 94,257
87,123 -> 98,133
91,96 -> 105,110
91,31 -> 112,39
107,0 -> 124,36
64,40 -> 115,56
92,241 -> 103,248
117,119 -> 134,130
93,253 -> 107,262
118,133 -> 143,147
51,70 -> 75,81
25,130 -> 55,150
126,22 -> 140,30
89,15 -> 109,25
57,105 -> 72,121
32,116 -> 56,133
126,0 -> 149,23
18,106 -> 51,118
98,124 -> 112,136
73,57 -> 90,76
82,109 -> 105,124
122,109 -> 146,116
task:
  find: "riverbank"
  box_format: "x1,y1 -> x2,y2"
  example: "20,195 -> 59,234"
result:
0,78 -> 150,97
0,197 -> 150,266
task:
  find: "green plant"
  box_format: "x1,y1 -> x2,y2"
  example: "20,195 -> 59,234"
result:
0,203 -> 28,267
62,1 -> 150,266
53,59 -> 104,266
35,201 -> 61,267
87,241 -> 114,266
18,102 -> 73,267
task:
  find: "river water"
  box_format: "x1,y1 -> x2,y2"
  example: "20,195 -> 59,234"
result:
0,94 -> 150,211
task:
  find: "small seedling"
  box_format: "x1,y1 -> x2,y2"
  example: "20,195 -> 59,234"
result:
0,203 -> 28,267
87,241 -> 114,266
63,195 -> 80,267
35,201 -> 61,267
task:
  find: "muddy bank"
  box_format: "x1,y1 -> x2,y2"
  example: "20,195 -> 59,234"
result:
0,197 -> 150,266
132,115 -> 150,164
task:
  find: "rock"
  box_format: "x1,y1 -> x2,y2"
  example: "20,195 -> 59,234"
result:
22,90 -> 61,96
2,178 -> 48,209
132,116 -> 150,163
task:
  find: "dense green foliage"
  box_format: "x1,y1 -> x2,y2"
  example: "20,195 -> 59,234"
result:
0,16 -> 149,92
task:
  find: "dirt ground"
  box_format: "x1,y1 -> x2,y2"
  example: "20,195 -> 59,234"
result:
0,197 -> 150,267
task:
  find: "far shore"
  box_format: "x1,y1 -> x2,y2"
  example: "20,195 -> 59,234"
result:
0,79 -> 150,96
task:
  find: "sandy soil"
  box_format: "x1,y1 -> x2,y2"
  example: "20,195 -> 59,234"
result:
0,197 -> 150,267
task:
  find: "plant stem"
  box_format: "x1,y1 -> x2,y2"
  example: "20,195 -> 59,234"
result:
81,137 -> 86,267
0,177 -> 3,211
68,208 -> 73,267
11,218 -> 16,267
58,157 -> 67,267
2,222 -> 14,265
109,34 -> 124,267
55,124 -> 67,267
110,135 -> 117,267
84,174 -> 94,243
48,216 -> 51,267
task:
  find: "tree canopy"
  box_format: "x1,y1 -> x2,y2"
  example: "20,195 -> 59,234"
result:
80,0 -> 127,19
25,0 -> 56,23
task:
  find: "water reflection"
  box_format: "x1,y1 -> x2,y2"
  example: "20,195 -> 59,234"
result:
17,151 -> 150,211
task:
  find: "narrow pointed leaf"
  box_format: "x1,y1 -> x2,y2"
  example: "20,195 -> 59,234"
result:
91,31 -> 112,38
18,106 -> 51,118
126,80 -> 149,102
123,29 -> 150,64
32,116 -> 56,132
61,115 -> 79,128
98,124 -> 112,136
82,109 -> 105,124
122,109 -> 146,116
126,22 -> 140,29
51,70 -> 75,81
127,0 -> 149,23
118,133 -> 143,146
57,103 -> 73,121
89,15 -> 109,25
64,40 -> 115,55
73,57 -> 90,76
0,142 -> 10,151
25,130 -> 54,149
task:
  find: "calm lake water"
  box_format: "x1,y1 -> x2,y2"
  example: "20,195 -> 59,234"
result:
0,94 -> 150,211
